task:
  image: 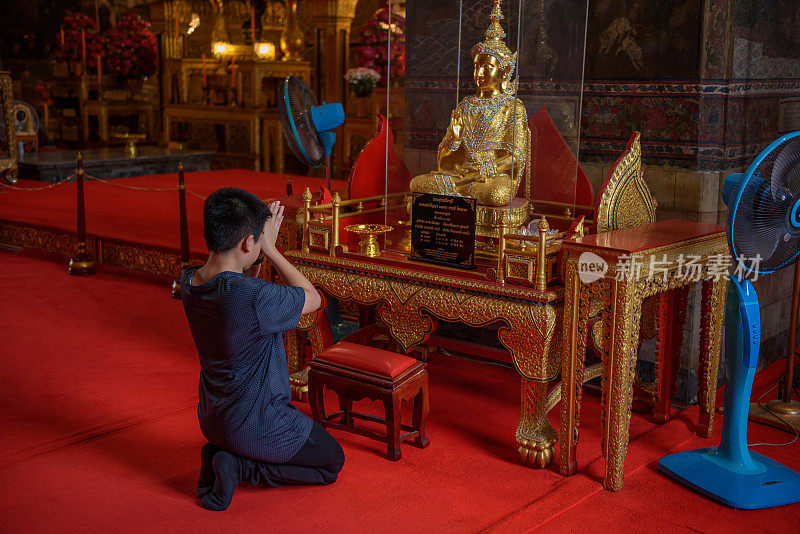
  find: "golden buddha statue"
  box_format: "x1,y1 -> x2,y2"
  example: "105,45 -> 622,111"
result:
410,0 -> 531,235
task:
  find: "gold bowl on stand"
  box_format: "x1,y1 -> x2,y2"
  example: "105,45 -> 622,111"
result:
345,224 -> 393,257
110,132 -> 147,158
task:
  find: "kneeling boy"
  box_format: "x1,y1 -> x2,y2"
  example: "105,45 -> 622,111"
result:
181,187 -> 344,511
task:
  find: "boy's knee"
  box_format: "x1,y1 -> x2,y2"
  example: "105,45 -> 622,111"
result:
319,439 -> 344,485
321,443 -> 343,485
331,440 -> 345,472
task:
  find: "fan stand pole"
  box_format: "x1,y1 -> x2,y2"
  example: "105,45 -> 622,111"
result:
749,261 -> 800,434
325,155 -> 331,192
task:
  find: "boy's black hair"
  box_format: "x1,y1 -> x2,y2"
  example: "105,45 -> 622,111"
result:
203,187 -> 272,252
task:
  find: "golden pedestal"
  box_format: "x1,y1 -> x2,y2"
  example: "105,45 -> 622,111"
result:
68,241 -> 97,276
345,224 -> 393,257
111,132 -> 147,158
749,400 -> 800,434
475,198 -> 529,238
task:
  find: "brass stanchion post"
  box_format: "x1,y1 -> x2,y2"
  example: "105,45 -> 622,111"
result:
497,215 -> 507,285
68,152 -> 96,275
536,217 -> 549,292
172,162 -> 190,298
302,187 -> 311,253
331,192 -> 341,256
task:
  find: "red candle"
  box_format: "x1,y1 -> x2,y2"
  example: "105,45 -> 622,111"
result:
60,26 -> 65,48
81,29 -> 86,72
250,3 -> 256,42
202,53 -> 207,86
44,103 -> 49,129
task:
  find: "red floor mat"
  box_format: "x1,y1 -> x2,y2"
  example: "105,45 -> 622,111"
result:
0,250 -> 198,466
1,249 -> 798,532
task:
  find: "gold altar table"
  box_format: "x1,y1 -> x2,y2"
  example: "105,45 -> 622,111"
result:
285,249 -> 564,468
558,220 -> 728,491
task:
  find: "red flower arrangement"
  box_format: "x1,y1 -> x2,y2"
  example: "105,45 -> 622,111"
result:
35,83 -> 54,107
104,13 -> 157,80
59,13 -> 105,69
356,2 -> 405,86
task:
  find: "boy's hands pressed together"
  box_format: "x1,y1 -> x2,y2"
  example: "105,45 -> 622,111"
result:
261,201 -> 285,256
257,199 -> 321,314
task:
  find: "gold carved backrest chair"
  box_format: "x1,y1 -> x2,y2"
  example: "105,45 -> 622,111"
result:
590,131 -> 675,414
593,132 -> 656,233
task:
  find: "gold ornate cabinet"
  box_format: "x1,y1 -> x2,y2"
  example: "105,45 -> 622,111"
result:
162,57 -> 310,171
285,250 -> 563,468
559,220 -> 728,491
0,70 -> 18,182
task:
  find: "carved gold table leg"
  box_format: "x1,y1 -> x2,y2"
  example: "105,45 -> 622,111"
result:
559,261 -> 591,476
602,279 -> 643,492
517,378 -> 558,467
289,304 -> 334,402
697,277 -> 727,437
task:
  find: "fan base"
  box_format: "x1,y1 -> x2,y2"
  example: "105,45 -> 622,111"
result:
659,448 -> 800,509
749,400 -> 800,435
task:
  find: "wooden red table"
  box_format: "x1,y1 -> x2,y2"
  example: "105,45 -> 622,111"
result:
559,219 -> 729,491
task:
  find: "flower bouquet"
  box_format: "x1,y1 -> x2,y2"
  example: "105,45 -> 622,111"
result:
345,67 -> 381,97
59,13 -> 105,71
104,13 -> 157,80
356,2 -> 405,86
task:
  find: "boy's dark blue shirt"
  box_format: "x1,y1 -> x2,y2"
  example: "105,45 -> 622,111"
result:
180,266 -> 312,463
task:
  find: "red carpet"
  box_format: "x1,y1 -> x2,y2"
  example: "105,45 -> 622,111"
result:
1,170 -> 347,255
0,249 -> 197,467
1,249 -> 798,532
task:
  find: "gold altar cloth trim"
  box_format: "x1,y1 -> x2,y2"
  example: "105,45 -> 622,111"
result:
288,252 -> 561,382
286,251 -> 561,303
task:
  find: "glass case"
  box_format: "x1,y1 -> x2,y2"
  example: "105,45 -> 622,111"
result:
302,0 -> 590,287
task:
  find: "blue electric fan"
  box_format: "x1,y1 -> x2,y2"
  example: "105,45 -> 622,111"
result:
278,75 -> 344,190
658,131 -> 800,509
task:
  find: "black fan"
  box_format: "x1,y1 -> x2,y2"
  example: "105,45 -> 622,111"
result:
277,75 -> 344,189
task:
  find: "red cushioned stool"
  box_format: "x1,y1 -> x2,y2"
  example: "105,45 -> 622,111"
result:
308,341 -> 430,461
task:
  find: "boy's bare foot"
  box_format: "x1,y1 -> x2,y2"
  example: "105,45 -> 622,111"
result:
200,451 -> 240,511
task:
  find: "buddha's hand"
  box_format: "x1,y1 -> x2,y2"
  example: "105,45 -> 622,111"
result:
447,110 -> 464,141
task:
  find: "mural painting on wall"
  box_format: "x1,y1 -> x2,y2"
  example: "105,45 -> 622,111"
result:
585,0 -> 702,79
734,0 -> 800,59
732,0 -> 800,80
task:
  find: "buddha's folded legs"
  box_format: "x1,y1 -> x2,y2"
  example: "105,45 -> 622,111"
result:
463,174 -> 514,206
410,171 -> 462,196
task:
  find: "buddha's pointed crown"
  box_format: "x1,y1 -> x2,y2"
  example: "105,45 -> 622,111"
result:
470,0 -> 517,70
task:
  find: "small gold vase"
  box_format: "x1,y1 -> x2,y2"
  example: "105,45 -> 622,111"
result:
345,224 -> 393,258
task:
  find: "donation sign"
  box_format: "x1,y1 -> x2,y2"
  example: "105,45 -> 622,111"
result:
409,192 -> 476,269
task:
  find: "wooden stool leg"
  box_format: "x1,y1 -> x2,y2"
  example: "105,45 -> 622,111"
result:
308,371 -> 325,424
384,395 -> 402,461
411,373 -> 430,449
339,395 -> 354,427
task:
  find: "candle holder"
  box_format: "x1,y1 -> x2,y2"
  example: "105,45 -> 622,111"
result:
395,219 -> 412,253
345,224 -> 393,258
